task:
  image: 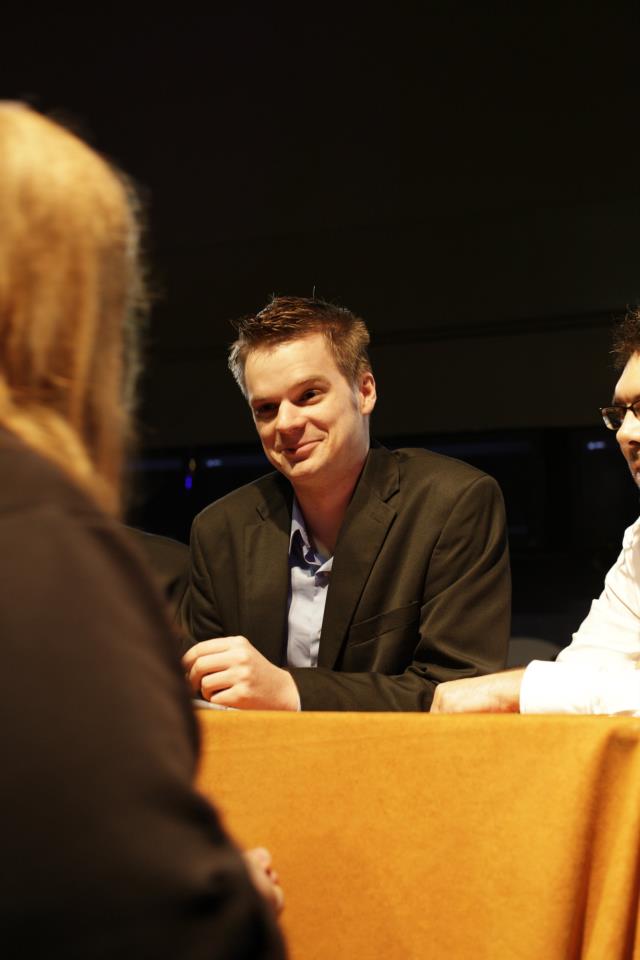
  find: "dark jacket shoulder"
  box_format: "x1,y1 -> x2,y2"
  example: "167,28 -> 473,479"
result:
356,444 -> 499,511
0,429 -> 176,628
0,427 -> 98,518
391,446 -> 496,494
194,468 -> 291,528
126,528 -> 190,617
392,446 -> 488,480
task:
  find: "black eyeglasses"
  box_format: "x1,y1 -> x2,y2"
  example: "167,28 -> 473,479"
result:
600,400 -> 640,431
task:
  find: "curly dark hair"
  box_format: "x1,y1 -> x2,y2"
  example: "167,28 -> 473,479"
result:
612,307 -> 640,371
228,295 -> 372,397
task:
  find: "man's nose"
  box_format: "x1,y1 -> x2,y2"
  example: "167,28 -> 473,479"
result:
275,400 -> 304,433
617,409 -> 640,445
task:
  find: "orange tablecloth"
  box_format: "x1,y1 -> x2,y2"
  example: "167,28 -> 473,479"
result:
196,712 -> 640,960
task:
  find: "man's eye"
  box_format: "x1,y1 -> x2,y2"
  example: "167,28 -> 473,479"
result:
300,389 -> 320,402
255,404 -> 276,420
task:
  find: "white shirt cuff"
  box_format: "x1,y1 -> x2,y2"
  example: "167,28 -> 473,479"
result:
521,660 -> 640,716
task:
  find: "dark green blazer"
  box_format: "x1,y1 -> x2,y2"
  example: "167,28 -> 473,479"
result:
184,445 -> 511,711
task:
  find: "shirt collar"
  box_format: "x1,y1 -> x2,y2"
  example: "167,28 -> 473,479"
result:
289,498 -> 311,555
289,498 -> 333,571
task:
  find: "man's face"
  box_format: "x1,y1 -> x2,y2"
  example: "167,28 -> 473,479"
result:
243,332 -> 376,492
614,351 -> 640,488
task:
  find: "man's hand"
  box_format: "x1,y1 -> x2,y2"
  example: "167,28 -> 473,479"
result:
182,636 -> 300,710
243,847 -> 284,915
430,669 -> 525,713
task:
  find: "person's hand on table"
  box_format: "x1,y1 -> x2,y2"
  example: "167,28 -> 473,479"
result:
243,847 -> 285,915
431,669 -> 525,713
182,636 -> 300,710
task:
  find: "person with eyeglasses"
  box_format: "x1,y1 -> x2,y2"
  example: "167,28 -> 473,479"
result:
431,311 -> 640,717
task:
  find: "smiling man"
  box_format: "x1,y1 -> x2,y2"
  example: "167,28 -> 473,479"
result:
182,296 -> 511,710
432,311 -> 640,716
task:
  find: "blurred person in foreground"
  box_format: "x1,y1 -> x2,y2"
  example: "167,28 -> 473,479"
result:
0,103 -> 285,958
433,312 -> 640,717
182,296 -> 511,711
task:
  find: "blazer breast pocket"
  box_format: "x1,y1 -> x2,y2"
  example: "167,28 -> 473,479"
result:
343,601 -> 421,673
348,601 -> 420,647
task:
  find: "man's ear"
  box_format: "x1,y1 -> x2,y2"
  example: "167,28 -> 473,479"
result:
359,371 -> 377,415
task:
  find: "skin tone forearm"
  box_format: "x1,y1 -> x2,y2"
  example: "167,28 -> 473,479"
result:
430,669 -> 525,713
182,636 -> 301,710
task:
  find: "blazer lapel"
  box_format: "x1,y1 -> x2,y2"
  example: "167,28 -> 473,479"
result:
243,477 -> 293,667
318,446 -> 399,668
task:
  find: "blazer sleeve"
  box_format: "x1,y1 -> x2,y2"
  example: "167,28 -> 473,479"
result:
0,503 -> 285,959
290,475 -> 511,711
182,510 -> 229,644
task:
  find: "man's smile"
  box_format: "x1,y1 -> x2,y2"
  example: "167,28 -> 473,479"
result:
281,439 -> 321,458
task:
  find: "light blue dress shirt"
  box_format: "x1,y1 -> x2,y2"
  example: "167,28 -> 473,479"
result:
287,499 -> 333,669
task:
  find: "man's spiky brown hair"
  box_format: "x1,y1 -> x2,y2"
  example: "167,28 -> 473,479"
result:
228,296 -> 372,397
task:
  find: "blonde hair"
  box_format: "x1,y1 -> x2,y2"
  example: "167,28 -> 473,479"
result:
0,104 -> 146,514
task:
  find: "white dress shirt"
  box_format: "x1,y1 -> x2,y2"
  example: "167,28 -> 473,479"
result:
521,516 -> 640,715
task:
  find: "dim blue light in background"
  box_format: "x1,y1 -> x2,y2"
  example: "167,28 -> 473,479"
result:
184,475 -> 193,490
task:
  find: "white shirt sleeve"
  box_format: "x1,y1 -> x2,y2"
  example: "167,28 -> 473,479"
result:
520,516 -> 640,716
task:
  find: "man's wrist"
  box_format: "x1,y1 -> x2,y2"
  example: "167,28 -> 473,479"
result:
279,669 -> 301,711
497,668 -> 525,712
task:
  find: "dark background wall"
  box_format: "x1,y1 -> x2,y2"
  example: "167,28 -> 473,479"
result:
5,7 -> 640,643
